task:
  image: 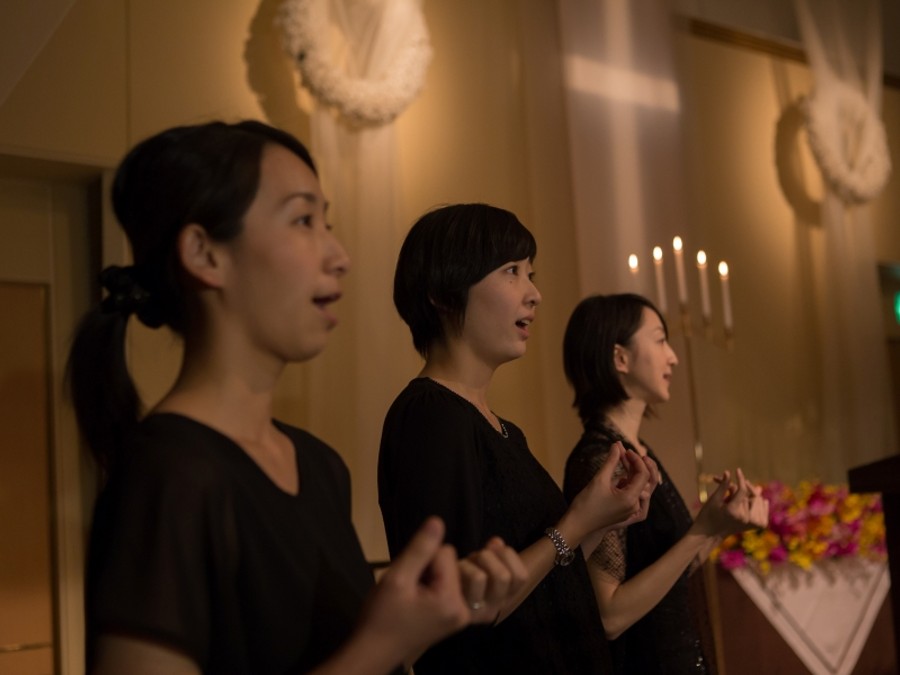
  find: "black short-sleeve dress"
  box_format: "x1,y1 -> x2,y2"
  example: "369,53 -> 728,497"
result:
378,378 -> 611,675
87,413 -> 381,675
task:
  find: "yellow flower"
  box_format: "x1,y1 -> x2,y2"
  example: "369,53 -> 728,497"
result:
837,494 -> 864,523
789,549 -> 814,569
809,515 -> 835,539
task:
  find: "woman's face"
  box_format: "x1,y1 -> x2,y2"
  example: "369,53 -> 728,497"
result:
617,306 -> 678,404
455,258 -> 542,368
220,143 -> 350,364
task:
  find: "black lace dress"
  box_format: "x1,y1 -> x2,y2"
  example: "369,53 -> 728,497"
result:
564,423 -> 718,675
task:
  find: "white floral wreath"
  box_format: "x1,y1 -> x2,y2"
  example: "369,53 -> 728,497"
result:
277,0 -> 432,126
803,80 -> 892,204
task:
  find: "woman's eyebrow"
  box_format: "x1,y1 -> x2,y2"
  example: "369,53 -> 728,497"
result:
280,191 -> 318,206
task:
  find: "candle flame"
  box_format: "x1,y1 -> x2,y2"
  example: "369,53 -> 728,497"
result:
696,250 -> 707,266
673,236 -> 683,252
718,261 -> 729,278
628,254 -> 639,271
653,246 -> 663,261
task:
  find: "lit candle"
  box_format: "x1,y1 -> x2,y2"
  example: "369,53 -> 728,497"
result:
627,254 -> 640,292
718,261 -> 733,331
696,250 -> 711,320
652,246 -> 667,313
673,236 -> 688,305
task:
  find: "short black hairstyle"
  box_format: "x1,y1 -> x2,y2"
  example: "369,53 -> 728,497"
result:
394,203 -> 537,357
563,293 -> 668,426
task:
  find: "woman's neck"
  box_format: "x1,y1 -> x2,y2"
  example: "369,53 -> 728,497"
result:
603,399 -> 646,451
420,344 -> 496,407
420,345 -> 506,432
154,338 -> 281,443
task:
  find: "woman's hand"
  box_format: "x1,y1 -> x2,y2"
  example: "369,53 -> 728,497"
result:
693,468 -> 769,538
563,442 -> 651,545
459,536 -> 528,624
356,517 -> 470,667
579,450 -> 659,558
723,467 -> 769,528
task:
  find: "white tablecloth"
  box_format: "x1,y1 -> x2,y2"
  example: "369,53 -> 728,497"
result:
730,559 -> 889,675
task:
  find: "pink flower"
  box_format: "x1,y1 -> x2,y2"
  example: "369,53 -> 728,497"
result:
768,546 -> 788,563
718,549 -> 747,570
714,479 -> 886,574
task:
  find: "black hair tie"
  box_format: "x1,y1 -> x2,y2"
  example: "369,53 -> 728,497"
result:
99,265 -> 152,318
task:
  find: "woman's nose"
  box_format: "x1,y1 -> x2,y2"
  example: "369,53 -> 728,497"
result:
527,283 -> 542,308
327,234 -> 351,277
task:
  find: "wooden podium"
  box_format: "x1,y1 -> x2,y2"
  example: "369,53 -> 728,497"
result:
849,455 -> 900,655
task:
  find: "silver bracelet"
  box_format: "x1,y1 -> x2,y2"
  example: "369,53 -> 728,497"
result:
544,527 -> 575,566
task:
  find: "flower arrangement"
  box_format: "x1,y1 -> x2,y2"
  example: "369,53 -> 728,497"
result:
712,480 -> 886,575
277,0 -> 432,126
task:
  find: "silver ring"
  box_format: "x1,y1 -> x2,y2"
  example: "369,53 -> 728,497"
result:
469,600 -> 484,611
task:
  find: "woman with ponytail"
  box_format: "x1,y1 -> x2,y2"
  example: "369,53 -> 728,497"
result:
67,121 -> 525,675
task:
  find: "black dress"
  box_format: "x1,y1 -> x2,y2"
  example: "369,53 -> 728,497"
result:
379,378 -> 611,675
87,413 -> 386,675
564,423 -> 717,675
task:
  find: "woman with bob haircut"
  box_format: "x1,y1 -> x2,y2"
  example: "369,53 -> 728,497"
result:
379,203 -> 657,674
67,122 -> 527,675
562,293 -> 769,675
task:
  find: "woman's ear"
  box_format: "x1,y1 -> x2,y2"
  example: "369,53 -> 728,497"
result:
177,224 -> 225,288
613,344 -> 630,374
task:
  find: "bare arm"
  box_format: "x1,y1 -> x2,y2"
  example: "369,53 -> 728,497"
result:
587,468 -> 769,639
588,528 -> 713,639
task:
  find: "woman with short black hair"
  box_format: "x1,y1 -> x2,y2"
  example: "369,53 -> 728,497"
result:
562,293 -> 769,675
380,203 -> 655,674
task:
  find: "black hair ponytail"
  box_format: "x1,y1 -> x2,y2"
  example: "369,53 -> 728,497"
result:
66,305 -> 140,478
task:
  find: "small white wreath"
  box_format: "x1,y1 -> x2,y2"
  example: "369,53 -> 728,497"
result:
277,0 -> 432,126
803,80 -> 892,204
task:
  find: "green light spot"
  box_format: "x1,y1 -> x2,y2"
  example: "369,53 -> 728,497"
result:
894,292 -> 900,324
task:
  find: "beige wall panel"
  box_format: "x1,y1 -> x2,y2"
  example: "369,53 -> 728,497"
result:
127,0 -> 271,142
675,31 -> 862,484
870,85 -> 900,262
0,179 -> 52,283
0,284 -> 53,669
0,0 -> 127,165
0,170 -> 99,672
396,0 -> 530,216
49,180 -> 97,674
0,649 -> 53,675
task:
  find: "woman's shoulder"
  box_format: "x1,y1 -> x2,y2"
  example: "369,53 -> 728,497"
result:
128,415 -> 343,488
129,413 -> 234,474
570,423 -> 622,458
275,420 -> 350,481
562,424 -> 622,501
98,415 -> 243,524
385,378 -> 478,426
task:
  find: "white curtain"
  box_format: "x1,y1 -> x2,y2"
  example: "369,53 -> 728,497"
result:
555,0 -> 700,499
283,0 -> 429,557
556,0 -> 689,297
794,0 -> 896,471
